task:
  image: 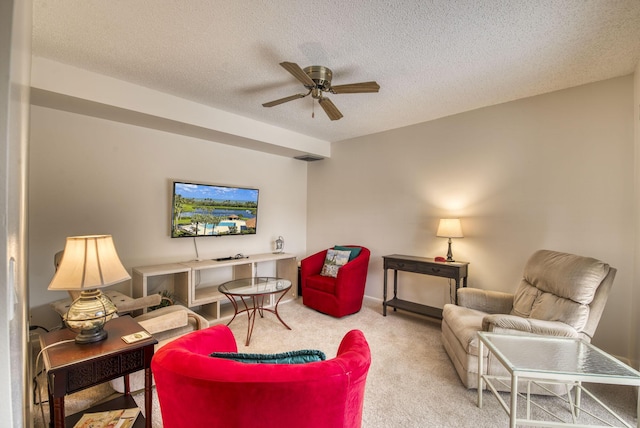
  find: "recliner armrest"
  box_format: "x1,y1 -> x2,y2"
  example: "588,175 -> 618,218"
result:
482,314 -> 580,338
137,307 -> 189,335
457,288 -> 514,314
114,294 -> 163,314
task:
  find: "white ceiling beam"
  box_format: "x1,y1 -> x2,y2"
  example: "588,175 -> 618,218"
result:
30,57 -> 331,159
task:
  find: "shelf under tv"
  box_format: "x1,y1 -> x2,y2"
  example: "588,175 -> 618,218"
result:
132,252 -> 298,322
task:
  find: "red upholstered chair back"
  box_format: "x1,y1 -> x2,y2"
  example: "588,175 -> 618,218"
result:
152,324 -> 371,428
301,246 -> 371,317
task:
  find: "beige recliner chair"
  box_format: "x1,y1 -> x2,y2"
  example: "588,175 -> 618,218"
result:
441,249 -> 616,392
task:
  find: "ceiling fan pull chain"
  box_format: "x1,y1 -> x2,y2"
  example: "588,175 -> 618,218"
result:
312,97 -> 315,118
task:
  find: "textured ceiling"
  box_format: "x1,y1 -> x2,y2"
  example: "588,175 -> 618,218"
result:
32,1 -> 640,143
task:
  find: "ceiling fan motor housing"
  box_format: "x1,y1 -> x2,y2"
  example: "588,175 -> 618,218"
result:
303,66 -> 333,91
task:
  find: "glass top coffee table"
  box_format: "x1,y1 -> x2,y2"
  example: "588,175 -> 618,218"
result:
477,332 -> 640,428
218,277 -> 292,346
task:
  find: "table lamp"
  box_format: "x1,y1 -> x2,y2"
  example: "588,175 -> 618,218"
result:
436,219 -> 463,262
48,235 -> 131,344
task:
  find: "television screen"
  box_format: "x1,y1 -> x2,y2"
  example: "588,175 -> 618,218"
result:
171,181 -> 259,238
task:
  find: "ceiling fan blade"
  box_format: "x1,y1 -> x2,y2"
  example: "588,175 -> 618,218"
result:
330,81 -> 380,94
318,97 -> 343,121
262,93 -> 308,107
280,62 -> 316,87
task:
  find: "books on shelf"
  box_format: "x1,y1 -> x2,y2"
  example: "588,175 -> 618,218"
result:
73,407 -> 140,428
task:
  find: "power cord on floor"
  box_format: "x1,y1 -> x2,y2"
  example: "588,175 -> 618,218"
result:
34,339 -> 75,426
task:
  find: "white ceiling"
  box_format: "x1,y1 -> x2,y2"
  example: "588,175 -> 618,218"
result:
32,1 -> 640,143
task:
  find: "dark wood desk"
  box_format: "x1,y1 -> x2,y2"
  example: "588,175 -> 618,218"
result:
383,254 -> 469,319
40,315 -> 157,428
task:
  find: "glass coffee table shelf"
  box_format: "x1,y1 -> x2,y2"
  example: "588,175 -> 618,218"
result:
477,332 -> 640,428
219,277 -> 292,346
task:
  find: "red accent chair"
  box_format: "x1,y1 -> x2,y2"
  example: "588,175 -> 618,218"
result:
301,246 -> 370,318
152,324 -> 371,428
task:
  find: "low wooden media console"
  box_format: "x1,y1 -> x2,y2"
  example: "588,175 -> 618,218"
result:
132,252 -> 298,321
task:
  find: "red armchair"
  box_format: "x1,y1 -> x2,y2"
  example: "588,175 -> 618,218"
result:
301,246 -> 370,318
152,324 -> 371,428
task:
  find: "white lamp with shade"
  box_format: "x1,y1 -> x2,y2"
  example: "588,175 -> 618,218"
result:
436,219 -> 463,262
48,235 -> 130,344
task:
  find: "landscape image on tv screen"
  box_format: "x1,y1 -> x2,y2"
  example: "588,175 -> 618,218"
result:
171,181 -> 259,238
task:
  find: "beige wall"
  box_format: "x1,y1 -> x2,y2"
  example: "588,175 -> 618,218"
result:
28,106 -> 309,327
634,61 -> 640,369
307,75 -> 635,360
28,74 -> 637,363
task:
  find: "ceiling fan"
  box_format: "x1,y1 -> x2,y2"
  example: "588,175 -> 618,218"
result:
262,62 -> 380,121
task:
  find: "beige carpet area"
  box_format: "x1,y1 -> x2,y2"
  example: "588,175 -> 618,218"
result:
34,297 -> 637,427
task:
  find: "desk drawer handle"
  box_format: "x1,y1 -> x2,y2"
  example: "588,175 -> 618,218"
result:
431,268 -> 441,273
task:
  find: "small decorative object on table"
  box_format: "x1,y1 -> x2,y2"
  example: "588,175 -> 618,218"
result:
274,235 -> 284,253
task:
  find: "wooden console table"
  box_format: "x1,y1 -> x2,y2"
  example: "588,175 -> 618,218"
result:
382,254 -> 469,319
40,316 -> 157,428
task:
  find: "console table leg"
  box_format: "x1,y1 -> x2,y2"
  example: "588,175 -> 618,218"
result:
393,270 -> 398,311
47,391 -> 54,428
383,268 -> 388,316
145,367 -> 152,428
52,396 -> 64,428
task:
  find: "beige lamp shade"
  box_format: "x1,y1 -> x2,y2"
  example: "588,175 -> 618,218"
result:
48,235 -> 131,291
436,219 -> 464,238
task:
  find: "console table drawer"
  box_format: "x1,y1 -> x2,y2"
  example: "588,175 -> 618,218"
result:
384,258 -> 458,277
66,349 -> 145,394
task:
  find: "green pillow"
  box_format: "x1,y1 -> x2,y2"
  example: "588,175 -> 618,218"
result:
333,245 -> 362,261
210,349 -> 326,364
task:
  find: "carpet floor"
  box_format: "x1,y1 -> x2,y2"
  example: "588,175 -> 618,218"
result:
33,297 -> 637,427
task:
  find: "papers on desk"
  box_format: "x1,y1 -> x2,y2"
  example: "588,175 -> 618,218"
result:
73,407 -> 140,428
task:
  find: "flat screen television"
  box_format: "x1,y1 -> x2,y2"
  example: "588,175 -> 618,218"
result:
171,181 -> 259,238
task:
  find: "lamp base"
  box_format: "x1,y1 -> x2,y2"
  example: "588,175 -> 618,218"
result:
446,238 -> 455,263
74,328 -> 108,344
64,289 -> 117,344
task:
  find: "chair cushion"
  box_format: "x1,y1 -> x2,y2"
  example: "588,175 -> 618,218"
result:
210,349 -> 326,364
530,293 -> 590,329
306,274 -> 337,294
511,250 -> 609,331
320,249 -> 351,277
522,250 -> 609,304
